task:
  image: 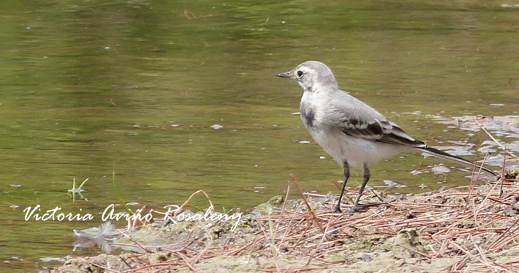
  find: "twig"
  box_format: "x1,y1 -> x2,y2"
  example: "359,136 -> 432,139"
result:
487,218 -> 519,251
290,174 -> 324,233
177,251 -> 198,272
119,256 -> 134,270
177,190 -> 215,213
274,181 -> 292,243
116,230 -> 151,253
394,244 -> 432,258
91,263 -> 123,273
306,219 -> 332,266
474,118 -> 516,158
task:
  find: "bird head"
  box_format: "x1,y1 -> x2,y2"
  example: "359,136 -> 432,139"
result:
276,61 -> 338,92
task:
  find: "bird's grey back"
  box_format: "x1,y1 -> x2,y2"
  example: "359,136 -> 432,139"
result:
298,61 -> 425,151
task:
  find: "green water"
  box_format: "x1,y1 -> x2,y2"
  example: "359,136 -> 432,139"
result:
1,0 -> 519,271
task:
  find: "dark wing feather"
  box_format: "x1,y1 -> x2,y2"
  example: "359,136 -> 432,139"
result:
339,118 -> 497,176
339,117 -> 384,140
378,121 -> 426,146
340,118 -> 425,147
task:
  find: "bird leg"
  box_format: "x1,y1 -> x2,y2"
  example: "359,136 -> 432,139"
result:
349,163 -> 370,213
334,160 -> 350,213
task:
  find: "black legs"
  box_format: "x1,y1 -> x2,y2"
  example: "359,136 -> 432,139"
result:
350,163 -> 370,213
333,160 -> 350,213
334,161 -> 370,213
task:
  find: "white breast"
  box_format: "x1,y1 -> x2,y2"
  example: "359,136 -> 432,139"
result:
300,91 -> 407,168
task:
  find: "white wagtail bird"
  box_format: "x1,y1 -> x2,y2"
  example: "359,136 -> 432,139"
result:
276,61 -> 498,213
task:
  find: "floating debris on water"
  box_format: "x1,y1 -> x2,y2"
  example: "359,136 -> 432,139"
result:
431,164 -> 451,175
210,124 -> 223,129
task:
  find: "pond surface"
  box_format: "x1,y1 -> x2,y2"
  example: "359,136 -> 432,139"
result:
1,0 -> 519,271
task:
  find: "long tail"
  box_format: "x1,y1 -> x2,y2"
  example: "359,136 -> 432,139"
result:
419,146 -> 498,177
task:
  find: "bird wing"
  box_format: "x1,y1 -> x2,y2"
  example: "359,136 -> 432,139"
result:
327,93 -> 425,147
339,117 -> 425,147
326,92 -> 497,176
338,117 -> 498,176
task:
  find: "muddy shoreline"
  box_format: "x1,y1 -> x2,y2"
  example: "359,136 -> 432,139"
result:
42,180 -> 519,273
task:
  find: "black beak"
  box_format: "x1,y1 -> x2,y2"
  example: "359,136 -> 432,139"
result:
276,71 -> 293,79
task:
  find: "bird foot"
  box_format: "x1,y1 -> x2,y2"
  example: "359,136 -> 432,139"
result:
350,203 -> 370,213
335,203 -> 369,213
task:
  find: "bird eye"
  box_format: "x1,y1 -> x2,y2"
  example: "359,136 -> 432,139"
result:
297,71 -> 303,78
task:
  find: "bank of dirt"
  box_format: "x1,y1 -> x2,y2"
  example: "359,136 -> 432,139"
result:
44,177 -> 519,273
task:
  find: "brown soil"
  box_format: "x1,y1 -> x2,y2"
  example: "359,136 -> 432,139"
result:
43,176 -> 519,273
